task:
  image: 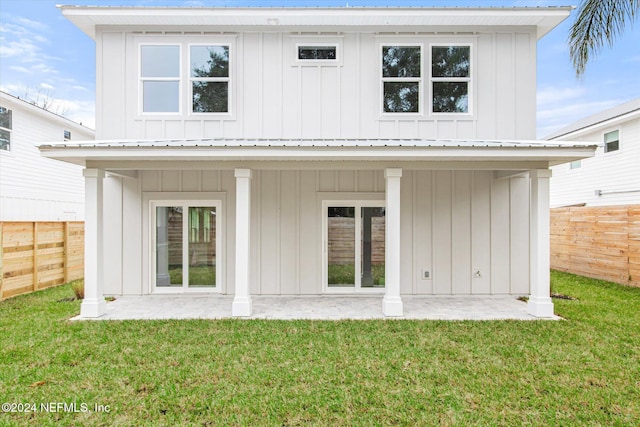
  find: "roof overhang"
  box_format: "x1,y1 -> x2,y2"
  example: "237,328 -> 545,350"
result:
39,138 -> 596,169
59,6 -> 572,40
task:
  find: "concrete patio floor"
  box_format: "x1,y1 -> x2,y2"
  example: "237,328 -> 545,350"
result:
72,295 -> 560,321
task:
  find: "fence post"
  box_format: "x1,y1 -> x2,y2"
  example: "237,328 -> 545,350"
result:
33,222 -> 39,291
0,222 -> 4,300
64,222 -> 70,283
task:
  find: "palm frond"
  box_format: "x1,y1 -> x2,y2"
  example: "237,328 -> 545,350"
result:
569,0 -> 639,77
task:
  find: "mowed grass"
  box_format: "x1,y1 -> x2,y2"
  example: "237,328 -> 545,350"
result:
0,271 -> 638,426
328,264 -> 385,286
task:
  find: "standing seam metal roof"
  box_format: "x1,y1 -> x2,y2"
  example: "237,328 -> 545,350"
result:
39,138 -> 595,149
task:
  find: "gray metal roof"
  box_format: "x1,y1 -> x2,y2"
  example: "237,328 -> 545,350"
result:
40,138 -> 595,149
546,97 -> 640,140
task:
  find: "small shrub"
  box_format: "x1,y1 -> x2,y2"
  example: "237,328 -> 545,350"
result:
70,280 -> 84,300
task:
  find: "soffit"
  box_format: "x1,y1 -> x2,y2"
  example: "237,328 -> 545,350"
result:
59,6 -> 572,40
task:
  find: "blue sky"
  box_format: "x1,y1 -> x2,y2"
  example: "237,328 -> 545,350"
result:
0,0 -> 638,137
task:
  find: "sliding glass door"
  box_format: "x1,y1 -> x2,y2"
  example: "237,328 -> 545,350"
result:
325,201 -> 385,292
152,201 -> 221,292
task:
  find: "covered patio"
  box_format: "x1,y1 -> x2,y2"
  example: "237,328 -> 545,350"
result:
40,138 -> 595,320
71,294 -> 559,321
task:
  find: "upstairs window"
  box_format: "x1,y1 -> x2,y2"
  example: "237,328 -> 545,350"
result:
604,130 -> 619,153
381,45 -> 421,114
0,106 -> 11,151
291,37 -> 343,66
64,130 -> 71,141
190,45 -> 230,113
431,45 -> 471,113
298,45 -> 337,61
141,45 -> 180,113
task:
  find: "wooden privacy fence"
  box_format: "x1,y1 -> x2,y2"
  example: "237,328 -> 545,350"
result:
328,217 -> 385,265
550,205 -> 640,287
0,222 -> 84,300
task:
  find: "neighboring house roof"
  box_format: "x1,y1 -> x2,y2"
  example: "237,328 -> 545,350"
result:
0,90 -> 95,134
546,98 -> 640,140
59,6 -> 572,40
39,138 -> 596,166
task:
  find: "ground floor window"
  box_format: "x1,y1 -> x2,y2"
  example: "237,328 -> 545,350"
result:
151,200 -> 221,292
324,200 -> 386,292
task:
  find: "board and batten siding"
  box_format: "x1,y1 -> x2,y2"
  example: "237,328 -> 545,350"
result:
103,169 -> 530,296
96,29 -> 536,141
550,116 -> 640,207
0,94 -> 94,221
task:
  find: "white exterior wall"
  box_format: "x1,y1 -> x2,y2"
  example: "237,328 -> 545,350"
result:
104,169 -> 530,296
95,29 -> 537,141
91,26 -> 539,297
550,116 -> 640,207
0,94 -> 94,221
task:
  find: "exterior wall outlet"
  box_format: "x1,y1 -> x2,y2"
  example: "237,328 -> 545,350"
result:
422,270 -> 430,279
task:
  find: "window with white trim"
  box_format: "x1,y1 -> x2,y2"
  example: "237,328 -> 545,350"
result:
291,37 -> 343,67
0,106 -> 11,151
381,45 -> 422,114
298,45 -> 337,61
604,130 -> 619,153
140,45 -> 181,113
431,45 -> 471,113
190,45 -> 230,113
151,200 -> 221,292
323,199 -> 386,293
139,42 -> 232,115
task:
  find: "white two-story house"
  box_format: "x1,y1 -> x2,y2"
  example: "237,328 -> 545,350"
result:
549,98 -> 640,207
41,6 -> 595,318
0,91 -> 94,221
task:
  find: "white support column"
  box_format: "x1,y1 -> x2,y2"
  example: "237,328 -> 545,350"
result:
528,169 -> 555,318
383,168 -> 403,317
232,168 -> 252,317
80,168 -> 106,318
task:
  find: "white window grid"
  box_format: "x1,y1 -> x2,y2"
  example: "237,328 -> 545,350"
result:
189,44 -> 231,115
380,43 -> 423,116
139,43 -> 182,115
429,43 -> 472,115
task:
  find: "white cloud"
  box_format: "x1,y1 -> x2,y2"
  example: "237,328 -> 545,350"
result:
40,83 -> 55,90
537,97 -> 622,138
9,65 -> 30,73
59,99 -> 96,130
14,17 -> 48,31
0,83 -> 95,129
0,21 -> 59,84
535,81 -> 629,137
537,86 -> 585,107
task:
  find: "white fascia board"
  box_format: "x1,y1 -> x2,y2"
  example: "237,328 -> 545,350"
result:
40,146 -> 595,164
59,6 -> 571,40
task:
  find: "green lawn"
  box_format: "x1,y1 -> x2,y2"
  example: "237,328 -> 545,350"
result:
328,264 -> 385,286
168,266 -> 216,287
0,271 -> 638,426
